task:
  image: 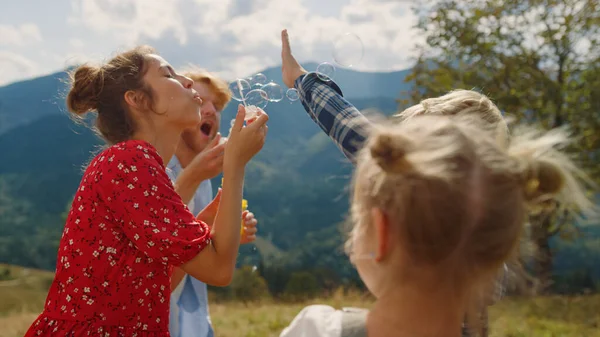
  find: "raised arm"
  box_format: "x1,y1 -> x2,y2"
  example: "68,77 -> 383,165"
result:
107,107 -> 267,288
294,73 -> 371,162
180,107 -> 268,285
281,29 -> 372,163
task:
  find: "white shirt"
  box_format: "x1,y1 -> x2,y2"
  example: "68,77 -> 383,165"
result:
280,305 -> 366,337
166,156 -> 214,337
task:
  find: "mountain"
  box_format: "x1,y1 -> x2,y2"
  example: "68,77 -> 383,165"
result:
0,62 -> 410,137
260,62 -> 412,100
0,65 -> 598,288
0,64 -> 405,274
0,71 -> 70,135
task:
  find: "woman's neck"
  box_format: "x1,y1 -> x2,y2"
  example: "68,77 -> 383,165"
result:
367,284 -> 465,337
131,127 -> 181,166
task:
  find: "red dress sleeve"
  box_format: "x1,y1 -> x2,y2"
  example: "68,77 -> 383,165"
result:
97,141 -> 211,266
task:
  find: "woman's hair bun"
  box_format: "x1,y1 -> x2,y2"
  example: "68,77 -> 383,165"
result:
66,64 -> 104,116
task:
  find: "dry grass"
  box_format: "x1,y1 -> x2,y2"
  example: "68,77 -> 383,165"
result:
1,264 -> 598,337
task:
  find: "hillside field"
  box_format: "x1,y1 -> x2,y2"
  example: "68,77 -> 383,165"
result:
1,264 -> 598,337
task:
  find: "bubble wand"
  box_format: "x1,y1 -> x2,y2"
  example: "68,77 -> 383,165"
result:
224,80 -> 249,236
238,79 -> 264,121
235,79 -> 248,108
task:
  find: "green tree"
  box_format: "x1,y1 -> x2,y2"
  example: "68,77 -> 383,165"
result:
405,0 -> 599,293
230,266 -> 271,305
0,267 -> 12,281
260,263 -> 291,298
283,271 -> 320,301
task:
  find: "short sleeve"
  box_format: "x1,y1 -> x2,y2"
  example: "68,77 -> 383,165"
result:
279,305 -> 342,337
98,141 -> 211,266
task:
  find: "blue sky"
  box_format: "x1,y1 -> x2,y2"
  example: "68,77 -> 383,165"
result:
0,0 -> 420,86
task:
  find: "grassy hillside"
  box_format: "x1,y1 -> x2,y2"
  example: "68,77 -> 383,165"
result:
0,264 -> 54,315
0,71 -> 401,276
0,264 -> 598,337
0,67 -> 598,293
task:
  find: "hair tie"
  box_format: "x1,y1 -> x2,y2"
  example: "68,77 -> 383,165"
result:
525,178 -> 539,196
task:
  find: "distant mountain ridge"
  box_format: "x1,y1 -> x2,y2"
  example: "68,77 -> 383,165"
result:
0,62 -> 411,136
0,63 -> 407,275
0,63 -> 597,287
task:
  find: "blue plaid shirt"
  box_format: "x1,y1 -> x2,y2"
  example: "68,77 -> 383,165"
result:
294,72 -> 371,163
294,72 -> 508,337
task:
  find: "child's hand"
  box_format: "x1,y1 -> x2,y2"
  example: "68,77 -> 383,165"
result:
281,29 -> 307,88
240,210 -> 258,244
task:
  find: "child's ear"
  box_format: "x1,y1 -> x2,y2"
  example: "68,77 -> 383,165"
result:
371,208 -> 390,262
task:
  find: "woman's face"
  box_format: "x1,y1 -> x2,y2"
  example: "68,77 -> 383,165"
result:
140,54 -> 203,131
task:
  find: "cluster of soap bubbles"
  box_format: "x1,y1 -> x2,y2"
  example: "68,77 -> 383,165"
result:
227,32 -> 364,117
228,73 -> 297,111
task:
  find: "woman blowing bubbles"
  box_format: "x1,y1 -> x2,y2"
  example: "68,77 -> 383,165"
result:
280,114 -> 596,337
25,46 -> 268,336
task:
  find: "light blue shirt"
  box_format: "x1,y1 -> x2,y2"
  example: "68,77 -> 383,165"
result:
167,156 -> 214,337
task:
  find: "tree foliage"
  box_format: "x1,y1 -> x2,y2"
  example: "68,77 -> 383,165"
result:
229,266 -> 271,305
283,271 -> 320,302
405,0 -> 600,292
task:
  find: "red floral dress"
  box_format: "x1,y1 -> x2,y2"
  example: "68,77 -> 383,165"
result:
25,140 -> 211,336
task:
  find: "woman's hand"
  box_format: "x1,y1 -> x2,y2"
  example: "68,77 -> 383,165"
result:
224,105 -> 269,169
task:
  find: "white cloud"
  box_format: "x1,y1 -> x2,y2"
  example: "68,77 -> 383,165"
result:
1,0 -> 422,86
67,0 -> 188,45
0,23 -> 43,46
69,38 -> 85,49
0,52 -> 39,85
214,55 -> 267,81
169,0 -> 421,78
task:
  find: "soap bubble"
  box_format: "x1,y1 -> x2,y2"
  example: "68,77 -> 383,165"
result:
244,89 -> 269,120
316,62 -> 335,81
245,89 -> 269,109
261,82 -> 284,102
228,79 -> 251,102
249,73 -> 268,87
333,33 -> 364,67
286,88 -> 299,102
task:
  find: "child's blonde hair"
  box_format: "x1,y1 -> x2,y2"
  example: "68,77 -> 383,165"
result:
396,89 -> 509,147
350,112 -> 595,321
